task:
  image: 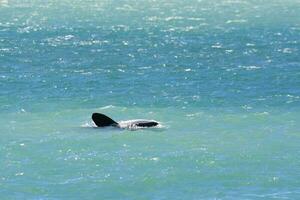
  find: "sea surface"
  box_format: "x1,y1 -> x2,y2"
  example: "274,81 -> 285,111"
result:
1,0 -> 300,199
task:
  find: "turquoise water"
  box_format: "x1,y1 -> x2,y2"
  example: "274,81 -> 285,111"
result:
1,0 -> 300,199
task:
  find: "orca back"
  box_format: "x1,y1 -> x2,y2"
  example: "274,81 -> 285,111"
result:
135,121 -> 158,127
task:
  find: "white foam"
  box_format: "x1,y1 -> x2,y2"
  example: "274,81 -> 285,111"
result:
187,17 -> 205,21
165,16 -> 184,21
239,65 -> 261,70
81,121 -> 96,128
226,19 -> 247,24
98,105 -> 115,110
0,0 -> 8,7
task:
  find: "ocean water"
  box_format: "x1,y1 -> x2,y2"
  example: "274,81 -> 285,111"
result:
1,0 -> 300,199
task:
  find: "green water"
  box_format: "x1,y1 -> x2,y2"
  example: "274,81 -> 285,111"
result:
1,0 -> 300,199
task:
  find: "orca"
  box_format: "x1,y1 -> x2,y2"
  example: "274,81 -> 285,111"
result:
92,113 -> 159,129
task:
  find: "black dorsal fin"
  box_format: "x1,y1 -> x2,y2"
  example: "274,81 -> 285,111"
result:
92,113 -> 118,127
